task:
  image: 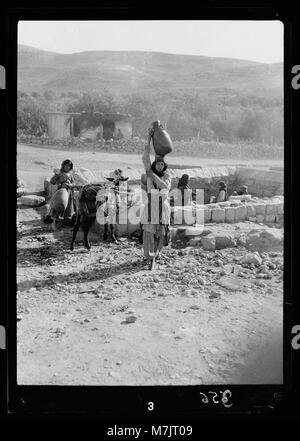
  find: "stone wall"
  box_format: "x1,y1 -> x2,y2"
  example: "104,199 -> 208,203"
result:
171,196 -> 284,227
126,166 -> 238,204
43,166 -> 284,236
235,167 -> 284,198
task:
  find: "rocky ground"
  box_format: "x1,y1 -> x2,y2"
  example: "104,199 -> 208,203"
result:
17,203 -> 283,385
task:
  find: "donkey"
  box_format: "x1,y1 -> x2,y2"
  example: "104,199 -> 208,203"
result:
70,170 -> 129,251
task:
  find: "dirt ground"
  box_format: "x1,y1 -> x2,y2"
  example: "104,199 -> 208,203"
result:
17,207 -> 283,386
16,144 -> 283,385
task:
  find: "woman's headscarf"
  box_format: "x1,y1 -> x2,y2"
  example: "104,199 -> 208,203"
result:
151,155 -> 168,177
60,159 -> 73,172
178,174 -> 190,189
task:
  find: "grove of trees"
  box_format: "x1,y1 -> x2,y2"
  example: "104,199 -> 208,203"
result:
17,88 -> 283,146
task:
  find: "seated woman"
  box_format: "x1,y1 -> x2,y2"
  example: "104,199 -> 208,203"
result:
216,181 -> 228,202
140,129 -> 171,269
237,185 -> 249,196
177,174 -> 192,206
46,159 -> 76,223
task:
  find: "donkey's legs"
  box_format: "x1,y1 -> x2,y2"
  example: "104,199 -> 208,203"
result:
83,217 -> 95,250
70,214 -> 81,250
103,223 -> 108,241
51,219 -> 57,232
110,224 -> 117,242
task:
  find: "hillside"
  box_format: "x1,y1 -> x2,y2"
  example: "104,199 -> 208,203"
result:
18,44 -> 283,95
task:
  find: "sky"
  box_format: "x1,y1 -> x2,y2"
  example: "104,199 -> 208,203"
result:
18,20 -> 283,64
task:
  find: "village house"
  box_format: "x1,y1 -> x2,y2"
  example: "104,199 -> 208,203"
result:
46,111 -> 132,140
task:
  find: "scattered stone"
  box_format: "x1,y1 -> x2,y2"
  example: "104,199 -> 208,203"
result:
124,315 -> 137,324
240,253 -> 262,266
215,234 -> 236,250
20,195 -> 45,207
197,276 -> 206,285
17,315 -> 22,321
237,236 -> 247,247
232,265 -> 241,276
189,237 -> 202,246
108,371 -> 121,379
259,264 -> 269,273
216,275 -> 241,292
201,235 -> 216,251
255,281 -> 266,288
209,290 -> 222,299
245,228 -> 283,252
190,305 -> 201,310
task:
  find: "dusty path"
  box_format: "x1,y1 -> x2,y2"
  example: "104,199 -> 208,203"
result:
17,143 -> 282,192
17,205 -> 283,385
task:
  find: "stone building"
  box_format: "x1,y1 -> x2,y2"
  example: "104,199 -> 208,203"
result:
46,112 -> 75,139
46,111 -> 132,140
101,113 -> 132,140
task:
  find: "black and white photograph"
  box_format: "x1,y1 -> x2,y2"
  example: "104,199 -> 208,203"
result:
16,20 -> 284,386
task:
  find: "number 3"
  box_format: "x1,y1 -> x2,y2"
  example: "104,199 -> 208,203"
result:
148,402 -> 154,411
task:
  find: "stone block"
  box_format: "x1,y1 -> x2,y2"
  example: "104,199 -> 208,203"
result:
248,216 -> 257,222
204,208 -> 212,224
211,208 -> 225,223
247,205 -> 256,217
234,205 -> 247,221
275,214 -> 284,223
256,214 -> 265,223
182,206 -> 195,225
264,214 -> 276,223
194,208 -> 205,227
276,203 -> 284,215
265,203 -> 277,215
225,206 -> 235,223
254,204 -> 266,215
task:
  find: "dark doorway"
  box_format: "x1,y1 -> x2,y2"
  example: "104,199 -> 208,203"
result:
102,121 -> 115,140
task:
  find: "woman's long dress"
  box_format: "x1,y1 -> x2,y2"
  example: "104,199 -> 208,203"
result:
141,149 -> 171,258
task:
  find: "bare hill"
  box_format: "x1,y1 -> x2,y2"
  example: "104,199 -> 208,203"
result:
18,44 -> 283,95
